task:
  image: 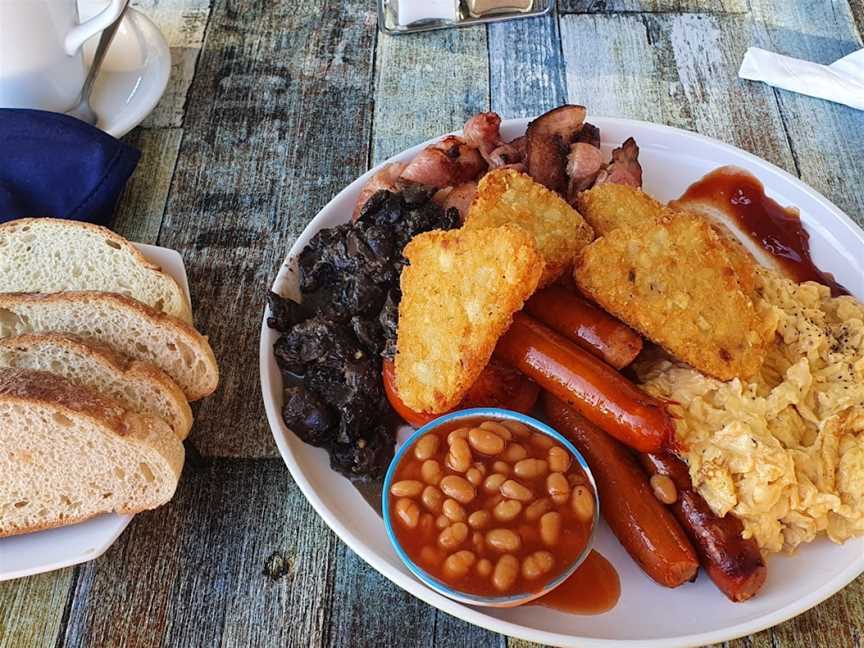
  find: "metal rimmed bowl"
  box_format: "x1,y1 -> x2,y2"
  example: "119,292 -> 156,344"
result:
382,407 -> 599,608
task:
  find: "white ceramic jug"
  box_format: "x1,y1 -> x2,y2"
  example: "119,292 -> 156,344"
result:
0,0 -> 126,111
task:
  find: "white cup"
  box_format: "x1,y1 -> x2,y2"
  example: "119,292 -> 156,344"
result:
0,0 -> 126,112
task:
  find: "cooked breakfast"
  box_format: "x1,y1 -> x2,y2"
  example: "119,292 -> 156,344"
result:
388,416 -> 595,598
0,219 -> 219,538
268,104 -> 864,608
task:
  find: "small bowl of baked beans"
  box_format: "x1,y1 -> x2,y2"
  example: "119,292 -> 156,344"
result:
382,408 -> 598,607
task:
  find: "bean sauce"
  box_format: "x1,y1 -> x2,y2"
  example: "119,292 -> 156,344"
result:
389,417 -> 595,598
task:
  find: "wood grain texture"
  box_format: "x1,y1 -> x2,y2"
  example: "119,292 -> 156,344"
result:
133,0 -> 212,128
559,12 -> 796,170
0,570 -> 73,648
748,0 -> 864,227
62,459 -> 339,647
114,128 -> 183,244
372,27 -> 489,163
851,0 -> 864,38
558,0 -> 748,13
154,0 -> 377,458
488,13 -> 568,118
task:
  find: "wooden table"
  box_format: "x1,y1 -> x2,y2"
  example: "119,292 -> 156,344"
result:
2,1 -> 863,646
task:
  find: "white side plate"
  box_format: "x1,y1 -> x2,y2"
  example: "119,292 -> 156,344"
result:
0,242 -> 190,582
260,117 -> 864,647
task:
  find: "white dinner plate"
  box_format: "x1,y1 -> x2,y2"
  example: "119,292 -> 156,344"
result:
260,117 -> 864,647
0,242 -> 190,582
79,2 -> 171,138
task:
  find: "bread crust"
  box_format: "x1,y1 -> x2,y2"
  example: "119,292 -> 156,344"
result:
0,291 -> 219,400
0,218 -> 192,323
0,333 -> 193,439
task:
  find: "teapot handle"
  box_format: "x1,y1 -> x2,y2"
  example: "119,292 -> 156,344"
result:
64,0 -> 126,56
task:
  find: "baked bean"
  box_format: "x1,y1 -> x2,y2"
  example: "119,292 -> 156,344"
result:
492,555 -> 520,591
419,513 -> 435,536
522,551 -> 554,579
414,435 -> 440,461
500,479 -> 533,502
476,558 -> 493,578
540,511 -> 562,546
472,531 -> 485,554
395,498 -> 420,529
438,522 -> 468,550
443,498 -> 467,522
447,438 -> 472,473
525,497 -> 552,521
486,528 -> 522,553
567,472 -> 587,488
443,550 -> 476,579
514,458 -> 549,479
502,443 -> 528,463
436,514 -> 450,530
468,427 -> 506,456
483,473 -> 507,493
571,485 -> 595,522
479,420 -> 513,441
548,446 -> 571,473
420,545 -> 444,567
530,433 -> 556,450
466,467 -> 483,486
546,472 -> 571,504
447,427 -> 469,445
468,510 -> 490,530
471,462 -> 487,477
440,475 -> 476,504
492,461 -> 511,475
650,474 -> 678,505
493,499 -> 523,522
501,419 -> 532,438
422,486 -> 443,513
421,459 -> 443,486
391,480 -> 424,498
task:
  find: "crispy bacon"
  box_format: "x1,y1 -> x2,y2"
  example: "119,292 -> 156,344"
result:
596,137 -> 643,188
400,136 -> 486,188
566,142 -> 605,201
352,162 -> 407,221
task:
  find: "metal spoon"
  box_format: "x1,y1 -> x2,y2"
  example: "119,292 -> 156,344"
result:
67,0 -> 130,126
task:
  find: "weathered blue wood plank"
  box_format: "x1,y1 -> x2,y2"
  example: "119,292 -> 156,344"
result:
558,0 -> 748,13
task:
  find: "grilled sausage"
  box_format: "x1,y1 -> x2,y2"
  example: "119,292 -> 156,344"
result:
496,313 -> 672,453
524,285 -> 643,369
544,394 -> 699,587
640,453 -> 767,602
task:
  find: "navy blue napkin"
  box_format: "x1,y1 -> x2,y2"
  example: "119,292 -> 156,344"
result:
0,109 -> 140,225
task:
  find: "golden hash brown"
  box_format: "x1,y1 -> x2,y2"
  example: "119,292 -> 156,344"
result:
395,225 -> 544,413
574,214 -> 775,381
575,183 -> 664,235
577,183 -> 760,299
464,169 -> 593,287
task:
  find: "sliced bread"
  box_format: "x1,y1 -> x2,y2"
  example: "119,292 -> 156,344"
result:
0,368 -> 184,538
0,218 -> 192,323
0,334 -> 193,439
0,292 -> 219,400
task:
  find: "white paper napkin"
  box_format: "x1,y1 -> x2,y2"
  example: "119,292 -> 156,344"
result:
738,47 -> 864,111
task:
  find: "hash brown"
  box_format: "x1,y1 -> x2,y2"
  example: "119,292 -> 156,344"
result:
395,225 -> 544,413
464,169 -> 593,287
575,182 -> 664,235
574,213 -> 776,381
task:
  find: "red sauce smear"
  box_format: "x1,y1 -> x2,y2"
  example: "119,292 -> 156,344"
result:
676,166 -> 848,297
533,550 -> 620,615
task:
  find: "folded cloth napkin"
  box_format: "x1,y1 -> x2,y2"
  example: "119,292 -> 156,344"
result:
0,109 -> 140,225
739,47 -> 864,111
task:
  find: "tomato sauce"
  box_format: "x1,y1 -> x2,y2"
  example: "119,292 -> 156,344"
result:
676,166 -> 849,296
534,550 -> 620,614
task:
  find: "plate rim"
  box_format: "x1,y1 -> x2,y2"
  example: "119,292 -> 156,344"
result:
259,116 -> 864,647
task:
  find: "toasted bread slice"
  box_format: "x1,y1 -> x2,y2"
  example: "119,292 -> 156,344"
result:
574,214 -> 775,380
575,183 -> 665,235
464,169 -> 593,286
0,334 -> 192,439
0,292 -> 218,400
0,218 -> 192,323
395,225 -> 544,413
0,368 -> 184,538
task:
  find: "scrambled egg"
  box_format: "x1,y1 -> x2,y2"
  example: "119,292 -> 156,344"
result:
638,269 -> 864,554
